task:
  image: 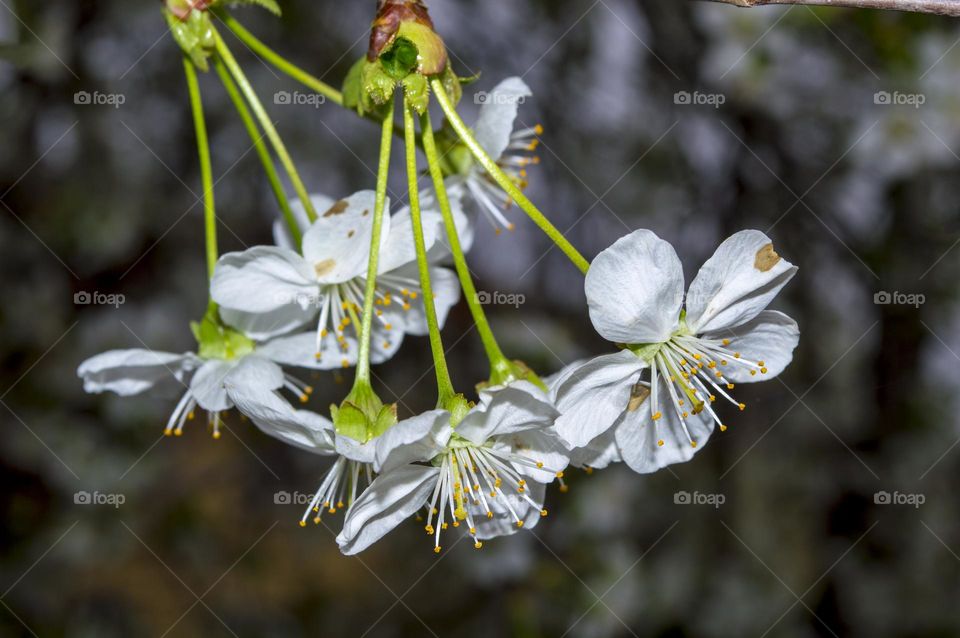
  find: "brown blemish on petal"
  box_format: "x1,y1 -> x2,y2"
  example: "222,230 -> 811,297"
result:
627,383 -> 651,412
323,200 -> 349,217
347,230 -> 355,238
362,209 -> 370,217
314,259 -> 336,278
754,243 -> 781,272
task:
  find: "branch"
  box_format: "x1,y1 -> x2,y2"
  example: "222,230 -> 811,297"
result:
699,0 -> 960,17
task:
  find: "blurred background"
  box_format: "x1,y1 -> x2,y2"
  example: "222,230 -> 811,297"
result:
2,0 -> 959,636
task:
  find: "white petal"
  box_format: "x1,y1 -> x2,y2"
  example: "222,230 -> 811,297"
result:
77,349 -> 196,396
377,205 -> 439,274
219,305 -> 315,341
259,330 -> 360,371
337,464 -> 440,555
211,246 -> 318,313
569,430 -> 622,469
374,410 -> 452,474
685,230 -> 797,334
615,401 -> 714,474
273,193 -> 336,249
425,188 -> 474,259
492,429 -> 570,484
188,359 -> 237,412
473,77 -> 532,160
223,354 -> 284,392
300,191 -> 391,284
585,229 -> 684,344
456,382 -> 558,445
551,350 -> 646,448
707,310 -> 799,383
226,383 -> 334,453
335,434 -> 377,464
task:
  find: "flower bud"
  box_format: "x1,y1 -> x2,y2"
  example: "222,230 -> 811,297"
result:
368,0 -> 447,76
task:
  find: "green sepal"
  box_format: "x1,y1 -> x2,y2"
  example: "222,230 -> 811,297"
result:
361,60 -> 398,108
190,308 -> 256,361
380,36 -> 420,80
402,73 -> 429,114
432,120 -> 473,177
164,7 -> 215,72
332,380 -> 398,443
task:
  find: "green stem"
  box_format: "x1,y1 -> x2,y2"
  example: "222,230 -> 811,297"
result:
183,58 -> 218,290
355,108 -> 395,383
212,27 -> 319,223
420,110 -> 511,379
404,100 -> 455,404
211,56 -> 302,248
216,11 -> 344,106
430,77 -> 590,275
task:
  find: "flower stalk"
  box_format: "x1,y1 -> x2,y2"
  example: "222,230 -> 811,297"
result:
403,98 -> 455,405
430,78 -> 590,275
182,57 -> 218,291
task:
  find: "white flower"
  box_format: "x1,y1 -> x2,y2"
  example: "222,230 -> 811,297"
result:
210,191 -> 461,369
443,77 -> 541,235
77,326 -> 322,439
553,229 -> 799,474
335,382 -> 569,555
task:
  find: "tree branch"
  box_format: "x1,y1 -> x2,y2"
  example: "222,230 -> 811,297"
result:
699,0 -> 960,17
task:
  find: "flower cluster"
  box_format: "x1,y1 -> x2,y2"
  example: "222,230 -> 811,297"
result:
79,2 -> 800,557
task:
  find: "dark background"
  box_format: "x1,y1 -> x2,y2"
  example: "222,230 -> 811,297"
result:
1,0 -> 959,636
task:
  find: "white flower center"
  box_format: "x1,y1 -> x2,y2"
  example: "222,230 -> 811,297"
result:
312,275 -> 422,366
423,442 -> 558,553
648,333 -> 768,448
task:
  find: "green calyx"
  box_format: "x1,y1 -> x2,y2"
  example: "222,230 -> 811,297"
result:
432,121 -> 474,177
164,6 -> 215,72
331,380 -> 398,443
480,359 -> 548,393
343,28 -> 462,117
190,309 -> 255,361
